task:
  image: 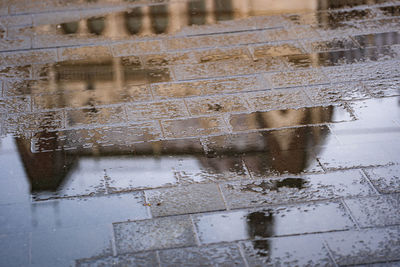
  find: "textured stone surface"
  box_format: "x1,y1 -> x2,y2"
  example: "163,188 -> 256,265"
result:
159,244 -> 246,267
145,183 -> 226,217
113,216 -> 197,253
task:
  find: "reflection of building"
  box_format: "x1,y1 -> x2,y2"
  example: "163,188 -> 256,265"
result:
36,0 -> 319,38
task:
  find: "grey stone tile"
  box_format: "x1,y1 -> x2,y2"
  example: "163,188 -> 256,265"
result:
145,183 -> 226,217
324,226 -> 400,265
126,100 -> 189,122
329,97 -> 400,145
363,78 -> 400,98
316,143 -> 394,170
229,105 -> 352,132
322,61 -> 400,83
32,122 -> 163,152
193,201 -> 354,244
159,244 -> 245,267
304,82 -> 371,105
264,69 -> 328,89
243,149 -> 323,176
221,170 -> 375,209
76,251 -> 158,267
162,116 -> 228,139
364,165 -> 400,193
245,88 -> 311,112
113,215 -> 197,254
344,194 -> 400,228
241,235 -> 334,267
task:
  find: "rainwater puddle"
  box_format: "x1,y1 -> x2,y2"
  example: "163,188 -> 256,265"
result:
1,1 -> 400,266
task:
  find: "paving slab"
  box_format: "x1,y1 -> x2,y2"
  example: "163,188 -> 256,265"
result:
158,244 -> 245,267
113,215 -> 197,254
241,235 -> 333,267
324,226 -> 400,266
193,201 -> 354,244
145,183 -> 226,217
364,165 -> 400,193
221,170 -> 375,209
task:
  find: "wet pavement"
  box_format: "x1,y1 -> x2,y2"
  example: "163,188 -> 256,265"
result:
1,0 -> 400,266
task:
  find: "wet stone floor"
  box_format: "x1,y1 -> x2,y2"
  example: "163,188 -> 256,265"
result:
1,0 -> 400,266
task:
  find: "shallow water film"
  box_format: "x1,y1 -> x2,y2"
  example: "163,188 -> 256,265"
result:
1,0 -> 400,266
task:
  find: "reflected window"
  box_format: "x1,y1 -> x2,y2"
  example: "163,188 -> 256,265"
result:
61,22 -> 79,34
214,0 -> 233,21
188,0 -> 206,25
150,4 -> 169,34
125,8 -> 143,35
87,17 -> 105,35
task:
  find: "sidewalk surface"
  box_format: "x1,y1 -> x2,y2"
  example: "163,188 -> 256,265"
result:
1,0 -> 400,266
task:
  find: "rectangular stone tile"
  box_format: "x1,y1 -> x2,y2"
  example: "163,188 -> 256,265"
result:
162,116 -> 227,139
164,31 -> 264,51
143,51 -> 196,67
303,37 -> 360,52
113,215 -> 196,253
202,125 -> 338,155
241,235 -> 333,267
364,165 -> 400,194
329,97 -> 400,145
31,192 -> 149,231
0,96 -> 31,114
159,244 -> 246,267
126,100 -> 188,122
251,42 -> 305,59
193,201 -> 354,244
322,61 -> 400,83
186,94 -> 249,116
0,36 -> 31,52
344,194 -> 400,227
0,65 -> 31,79
316,143 -> 394,170
31,224 -> 113,267
304,82 -> 371,104
194,46 -> 251,63
76,251 -> 158,267
66,106 -> 126,127
229,105 -> 352,132
4,111 -> 63,134
112,40 -> 164,56
105,156 -> 180,192
0,49 -> 57,67
264,69 -> 328,88
246,88 -> 311,111
32,122 -> 162,152
324,227 -> 400,265
145,183 -> 226,217
151,75 -> 260,99
363,78 -> 400,97
133,138 -> 204,155
221,170 -> 375,209
174,57 -> 287,80
58,45 -> 112,61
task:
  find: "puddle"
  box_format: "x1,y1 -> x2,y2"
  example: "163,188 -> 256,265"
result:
1,0 -> 400,265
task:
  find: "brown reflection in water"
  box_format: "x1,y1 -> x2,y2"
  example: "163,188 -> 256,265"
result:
33,0 -> 388,40
247,211 -> 274,259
